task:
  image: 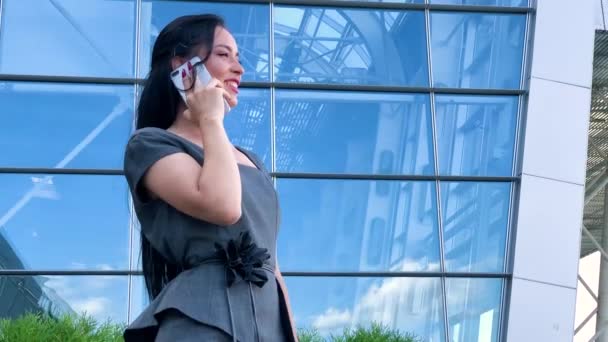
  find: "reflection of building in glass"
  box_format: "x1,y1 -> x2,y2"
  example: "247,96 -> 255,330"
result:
0,1 -> 594,341
0,230 -> 73,319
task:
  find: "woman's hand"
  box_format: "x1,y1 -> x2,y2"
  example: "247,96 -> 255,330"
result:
182,71 -> 235,126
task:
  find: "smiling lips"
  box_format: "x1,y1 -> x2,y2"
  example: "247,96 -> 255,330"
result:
225,79 -> 240,94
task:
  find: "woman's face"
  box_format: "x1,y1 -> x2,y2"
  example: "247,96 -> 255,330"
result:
200,26 -> 244,108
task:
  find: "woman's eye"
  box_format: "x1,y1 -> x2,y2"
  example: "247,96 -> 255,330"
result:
218,53 -> 229,57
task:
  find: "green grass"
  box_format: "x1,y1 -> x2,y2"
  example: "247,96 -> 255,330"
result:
298,323 -> 422,342
0,313 -> 124,342
0,313 -> 420,342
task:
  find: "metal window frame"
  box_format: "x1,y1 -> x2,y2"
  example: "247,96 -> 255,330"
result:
0,269 -> 511,278
159,0 -> 533,13
0,0 -> 531,334
500,1 -> 537,341
0,168 -> 518,181
0,74 -> 526,95
423,5 -> 453,340
126,0 -> 144,324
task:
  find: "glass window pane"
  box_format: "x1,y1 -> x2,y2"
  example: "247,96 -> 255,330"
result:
277,180 -> 440,272
285,277 -> 445,340
441,182 -> 511,273
0,275 -> 128,324
139,1 -> 270,81
0,82 -> 134,169
0,0 -> 136,78
0,175 -> 130,270
225,89 -> 271,169
435,95 -> 519,176
446,278 -> 503,342
276,91 -> 434,175
431,0 -> 528,6
336,0 -> 424,3
129,276 -> 148,324
274,7 -> 428,86
430,12 -> 526,89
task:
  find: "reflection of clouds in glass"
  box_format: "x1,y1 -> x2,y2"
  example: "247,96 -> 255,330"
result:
71,297 -> 111,317
446,279 -> 502,342
30,177 -> 59,200
44,274 -> 126,323
307,260 -> 444,339
312,307 -> 352,334
306,274 -> 501,340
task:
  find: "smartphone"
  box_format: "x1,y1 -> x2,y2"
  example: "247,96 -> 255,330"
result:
170,56 -> 231,114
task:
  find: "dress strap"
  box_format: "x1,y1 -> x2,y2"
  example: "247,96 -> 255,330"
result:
235,146 -> 267,173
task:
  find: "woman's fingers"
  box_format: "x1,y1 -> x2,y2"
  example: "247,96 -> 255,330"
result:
182,66 -> 194,90
222,89 -> 236,108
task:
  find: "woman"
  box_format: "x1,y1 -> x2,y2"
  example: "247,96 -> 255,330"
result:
122,14 -> 297,342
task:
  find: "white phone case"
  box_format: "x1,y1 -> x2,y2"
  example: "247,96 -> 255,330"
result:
170,56 -> 231,114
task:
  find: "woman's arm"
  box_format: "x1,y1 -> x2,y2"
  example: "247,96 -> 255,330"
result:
142,119 -> 241,225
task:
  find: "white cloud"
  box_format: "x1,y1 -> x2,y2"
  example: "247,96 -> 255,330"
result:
312,307 -> 352,333
307,257 -> 500,340
44,276 -> 75,298
96,264 -> 114,271
30,177 -> 60,200
307,259 -> 442,338
71,297 -> 110,317
42,276 -> 119,323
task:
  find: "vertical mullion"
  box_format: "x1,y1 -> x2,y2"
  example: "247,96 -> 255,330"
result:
0,0 -> 3,35
0,0 -> 5,67
501,6 -> 535,341
270,2 -> 277,175
424,6 -> 451,342
127,0 -> 143,324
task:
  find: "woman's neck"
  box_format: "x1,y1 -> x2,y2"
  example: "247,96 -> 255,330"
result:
168,110 -> 204,147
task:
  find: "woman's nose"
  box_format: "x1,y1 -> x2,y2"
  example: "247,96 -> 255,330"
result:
232,60 -> 244,75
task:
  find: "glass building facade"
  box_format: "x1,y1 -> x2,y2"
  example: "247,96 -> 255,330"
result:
0,0 -> 534,341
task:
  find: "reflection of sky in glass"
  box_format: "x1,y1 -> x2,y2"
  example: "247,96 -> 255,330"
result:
447,278 -> 503,342
224,89 -> 271,169
430,12 -> 526,89
0,0 -> 522,332
431,0 -> 527,5
139,1 -> 270,81
276,91 -> 434,175
0,0 -> 136,77
42,275 -> 129,324
278,180 -> 440,272
285,277 -> 445,340
129,276 -> 148,323
334,0 -> 424,3
441,182 -> 511,273
435,95 -> 519,176
0,275 -> 128,324
0,82 -> 134,169
0,175 -> 130,270
274,6 -> 428,86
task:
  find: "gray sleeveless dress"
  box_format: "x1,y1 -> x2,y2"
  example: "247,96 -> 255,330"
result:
122,127 -> 293,342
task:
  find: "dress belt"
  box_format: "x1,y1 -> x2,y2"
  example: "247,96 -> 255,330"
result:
184,232 -> 272,342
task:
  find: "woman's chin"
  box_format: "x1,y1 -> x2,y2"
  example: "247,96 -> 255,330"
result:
228,99 -> 238,110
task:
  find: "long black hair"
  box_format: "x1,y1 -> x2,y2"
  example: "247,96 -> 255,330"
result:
136,14 -> 225,300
